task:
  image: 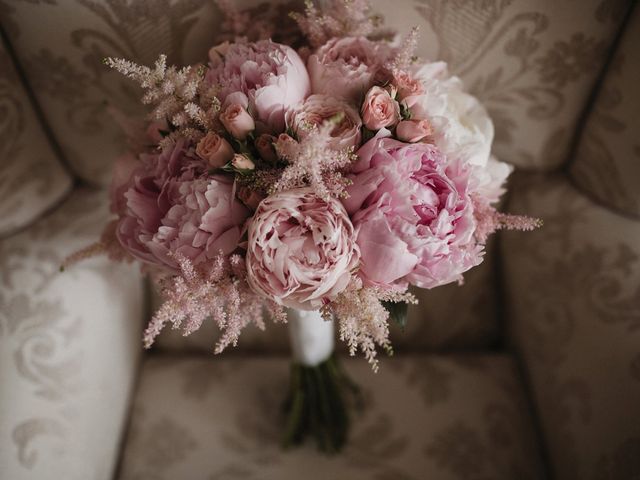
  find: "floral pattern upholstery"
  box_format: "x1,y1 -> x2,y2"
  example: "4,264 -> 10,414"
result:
117,354 -> 546,480
0,1 -> 638,479
570,5 -> 640,217
0,33 -> 72,237
501,173 -> 640,480
0,188 -> 145,480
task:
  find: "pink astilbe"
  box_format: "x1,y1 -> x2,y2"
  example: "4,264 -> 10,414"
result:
104,55 -> 220,149
291,0 -> 383,48
390,26 -> 420,72
144,252 -> 286,353
473,199 -> 543,243
325,279 -> 417,371
60,220 -> 132,271
272,121 -> 356,201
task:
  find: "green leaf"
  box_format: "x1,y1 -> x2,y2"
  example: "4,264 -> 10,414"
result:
382,301 -> 408,330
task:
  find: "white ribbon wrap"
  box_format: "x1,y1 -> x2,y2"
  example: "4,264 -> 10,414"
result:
288,309 -> 335,367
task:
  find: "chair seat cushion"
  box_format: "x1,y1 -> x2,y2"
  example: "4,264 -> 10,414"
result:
117,353 -> 546,479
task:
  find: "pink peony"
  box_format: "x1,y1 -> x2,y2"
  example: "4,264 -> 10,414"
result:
114,140 -> 250,272
285,94 -> 362,150
361,86 -> 400,130
307,36 -> 390,103
207,40 -> 310,132
195,132 -> 235,167
246,187 -> 360,310
342,133 -> 482,290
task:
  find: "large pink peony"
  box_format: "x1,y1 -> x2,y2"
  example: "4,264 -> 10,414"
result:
207,40 -> 310,132
114,140 -> 250,272
342,133 -> 482,290
285,94 -> 362,150
246,188 -> 359,310
307,36 -> 390,103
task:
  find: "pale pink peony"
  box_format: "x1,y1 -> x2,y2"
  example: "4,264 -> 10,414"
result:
246,187 -> 360,310
307,36 -> 390,103
207,40 -> 310,132
195,132 -> 235,167
220,103 -> 255,140
114,140 -> 250,272
343,133 -> 482,290
396,119 -> 432,143
361,86 -> 400,130
285,94 -> 362,150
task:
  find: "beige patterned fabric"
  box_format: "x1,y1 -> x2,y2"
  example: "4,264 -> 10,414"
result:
118,354 -> 545,480
570,5 -> 640,217
501,173 -> 640,480
374,0 -> 631,170
0,188 -> 146,480
0,35 -> 72,237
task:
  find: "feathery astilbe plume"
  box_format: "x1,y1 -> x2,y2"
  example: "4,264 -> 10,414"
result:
104,56 -> 220,148
60,220 -> 131,271
271,121 -> 356,201
291,0 -> 383,48
324,278 -> 417,371
143,252 -> 286,353
390,26 -> 420,72
473,199 -> 543,243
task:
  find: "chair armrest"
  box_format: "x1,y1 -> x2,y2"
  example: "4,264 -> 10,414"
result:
501,172 -> 640,479
0,187 -> 145,480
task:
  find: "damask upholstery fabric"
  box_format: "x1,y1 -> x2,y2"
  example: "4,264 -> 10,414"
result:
501,173 -> 640,480
0,34 -> 72,237
151,240 -> 499,353
373,0 -> 632,171
570,4 -> 640,217
0,188 -> 146,480
117,354 -> 546,480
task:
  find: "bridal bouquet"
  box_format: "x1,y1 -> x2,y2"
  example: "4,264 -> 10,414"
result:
65,0 -> 539,452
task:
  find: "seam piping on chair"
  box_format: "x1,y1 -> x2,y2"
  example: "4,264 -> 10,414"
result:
561,1 -> 637,174
0,23 -> 79,184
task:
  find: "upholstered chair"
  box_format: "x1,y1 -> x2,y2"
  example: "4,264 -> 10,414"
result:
1,1 -> 638,478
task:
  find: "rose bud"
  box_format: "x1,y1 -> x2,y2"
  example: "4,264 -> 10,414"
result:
255,134 -> 278,163
231,153 -> 255,171
195,132 -> 235,168
361,86 -> 400,131
220,103 -> 255,140
275,133 -> 298,160
396,119 -> 433,143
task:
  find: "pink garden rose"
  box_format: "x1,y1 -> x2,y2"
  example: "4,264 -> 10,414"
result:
307,37 -> 390,103
343,133 -> 482,290
246,187 -> 360,309
285,94 -> 362,150
361,86 -> 400,130
115,140 -> 250,272
195,132 -> 235,167
207,40 -> 310,132
396,119 -> 432,143
220,103 -> 255,140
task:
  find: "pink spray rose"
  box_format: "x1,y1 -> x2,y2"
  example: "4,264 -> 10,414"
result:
342,133 -> 482,290
285,94 -> 362,150
246,187 -> 360,310
396,119 -> 433,143
254,134 -> 278,162
220,103 -> 255,140
195,132 -> 235,167
393,70 -> 423,99
361,86 -> 400,130
207,40 -> 310,132
307,36 -> 390,103
114,140 -> 250,272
